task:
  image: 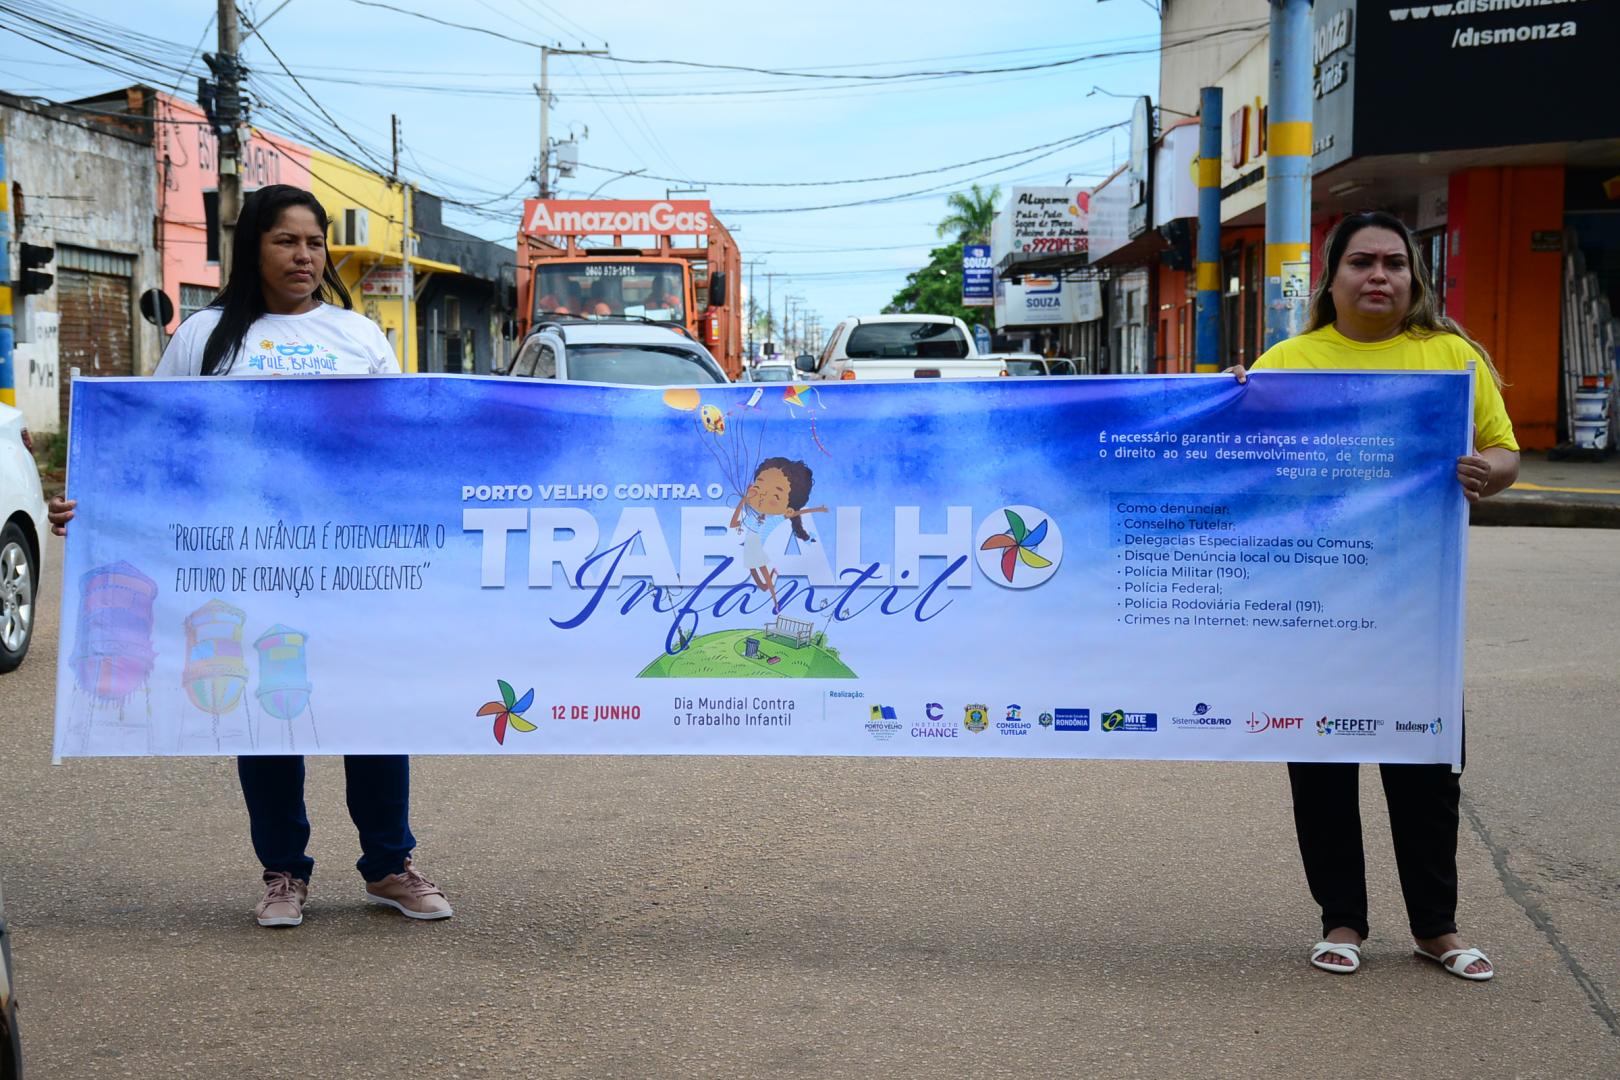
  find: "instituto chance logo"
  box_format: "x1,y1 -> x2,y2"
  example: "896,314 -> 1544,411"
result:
975,506 -> 1062,588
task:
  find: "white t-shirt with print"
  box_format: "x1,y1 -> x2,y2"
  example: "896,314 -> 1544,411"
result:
156,304 -> 400,377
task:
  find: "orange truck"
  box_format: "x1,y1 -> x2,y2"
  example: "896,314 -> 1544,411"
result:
516,199 -> 743,378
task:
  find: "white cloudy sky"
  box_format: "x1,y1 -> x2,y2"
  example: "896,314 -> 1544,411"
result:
0,0 -> 1250,331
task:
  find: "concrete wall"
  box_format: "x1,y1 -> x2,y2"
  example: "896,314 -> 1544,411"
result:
1160,0 -> 1270,120
0,95 -> 161,433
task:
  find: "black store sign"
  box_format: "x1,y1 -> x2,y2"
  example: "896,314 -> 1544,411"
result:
1346,0 -> 1620,156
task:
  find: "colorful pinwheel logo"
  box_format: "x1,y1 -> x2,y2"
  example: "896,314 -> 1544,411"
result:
477,680 -> 536,745
979,509 -> 1054,584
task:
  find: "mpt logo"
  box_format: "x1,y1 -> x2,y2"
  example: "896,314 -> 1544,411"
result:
1247,712 -> 1305,733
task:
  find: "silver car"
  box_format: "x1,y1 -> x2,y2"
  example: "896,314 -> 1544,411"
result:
0,403 -> 46,674
504,318 -> 728,385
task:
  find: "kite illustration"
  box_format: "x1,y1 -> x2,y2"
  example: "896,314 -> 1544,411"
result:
782,384 -> 832,457
979,509 -> 1053,584
477,679 -> 536,745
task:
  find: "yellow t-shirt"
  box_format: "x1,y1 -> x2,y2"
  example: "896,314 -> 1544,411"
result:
1251,324 -> 1518,452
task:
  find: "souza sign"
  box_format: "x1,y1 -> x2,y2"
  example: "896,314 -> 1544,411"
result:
523,199 -> 711,236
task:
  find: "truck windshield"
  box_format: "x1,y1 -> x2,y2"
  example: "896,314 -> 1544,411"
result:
844,321 -> 970,360
566,345 -> 725,386
534,264 -> 686,322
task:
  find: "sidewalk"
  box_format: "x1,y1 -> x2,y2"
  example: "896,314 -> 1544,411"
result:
1473,451 -> 1620,528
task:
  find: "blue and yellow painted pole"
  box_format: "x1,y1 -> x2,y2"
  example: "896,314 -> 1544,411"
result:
0,132 -> 14,407
1264,0 -> 1314,349
1195,87 -> 1223,372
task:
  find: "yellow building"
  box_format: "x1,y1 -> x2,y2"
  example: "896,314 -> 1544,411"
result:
307,151 -> 458,372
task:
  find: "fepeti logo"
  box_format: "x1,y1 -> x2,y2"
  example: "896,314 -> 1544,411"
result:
1395,718 -> 1445,735
1100,709 -> 1157,733
1054,708 -> 1089,731
1247,712 -> 1305,733
1318,717 -> 1382,737
975,506 -> 1062,588
964,704 -> 989,733
865,705 -> 902,742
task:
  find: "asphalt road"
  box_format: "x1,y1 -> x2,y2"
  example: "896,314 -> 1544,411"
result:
1,529 -> 1616,1079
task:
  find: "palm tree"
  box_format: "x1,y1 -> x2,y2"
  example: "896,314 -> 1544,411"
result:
935,183 -> 1001,244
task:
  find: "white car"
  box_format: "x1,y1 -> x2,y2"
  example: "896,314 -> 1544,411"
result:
504,318 -> 728,385
798,314 -> 1006,381
0,402 -> 47,674
747,361 -> 795,383
994,354 -> 1078,377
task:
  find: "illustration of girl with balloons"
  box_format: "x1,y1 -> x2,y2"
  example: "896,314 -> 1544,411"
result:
729,457 -> 828,612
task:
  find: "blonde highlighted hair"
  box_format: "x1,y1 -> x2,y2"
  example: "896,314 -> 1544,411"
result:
1307,211 -> 1504,388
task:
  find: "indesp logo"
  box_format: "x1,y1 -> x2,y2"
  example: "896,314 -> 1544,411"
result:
974,506 -> 1062,589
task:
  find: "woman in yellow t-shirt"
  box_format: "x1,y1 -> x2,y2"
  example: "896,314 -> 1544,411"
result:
1233,211 -> 1519,982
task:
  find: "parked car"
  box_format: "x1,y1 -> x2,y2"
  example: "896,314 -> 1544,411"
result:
748,361 -> 796,383
994,354 -> 1078,377
503,318 -> 728,385
0,402 -> 46,674
799,315 -> 1006,381
1,873 -> 19,1079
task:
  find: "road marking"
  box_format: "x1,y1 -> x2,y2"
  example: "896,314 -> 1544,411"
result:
1511,481 -> 1620,496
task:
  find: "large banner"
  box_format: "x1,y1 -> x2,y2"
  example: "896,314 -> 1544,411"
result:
54,372 -> 1471,763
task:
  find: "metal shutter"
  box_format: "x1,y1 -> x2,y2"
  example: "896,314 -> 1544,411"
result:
57,266 -> 135,429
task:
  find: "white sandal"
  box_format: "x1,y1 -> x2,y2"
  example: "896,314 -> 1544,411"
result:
1414,946 -> 1494,981
1309,941 -> 1362,974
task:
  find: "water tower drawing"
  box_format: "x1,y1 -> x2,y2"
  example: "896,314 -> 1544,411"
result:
254,624 -> 317,752
69,561 -> 158,753
182,598 -> 255,750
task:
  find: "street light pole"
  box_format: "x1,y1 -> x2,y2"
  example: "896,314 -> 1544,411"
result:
537,44 -> 607,199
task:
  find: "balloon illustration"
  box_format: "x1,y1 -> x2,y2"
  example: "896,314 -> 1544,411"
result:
661,388 -> 700,412
701,404 -> 726,434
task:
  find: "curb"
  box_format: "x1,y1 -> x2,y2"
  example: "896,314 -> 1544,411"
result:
1471,497 -> 1620,529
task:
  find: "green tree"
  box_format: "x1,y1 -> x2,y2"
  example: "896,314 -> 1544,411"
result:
935,183 -> 1001,244
884,240 -> 991,330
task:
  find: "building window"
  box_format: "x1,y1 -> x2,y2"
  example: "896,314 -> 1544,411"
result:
180,284 -> 214,323
445,297 -> 461,332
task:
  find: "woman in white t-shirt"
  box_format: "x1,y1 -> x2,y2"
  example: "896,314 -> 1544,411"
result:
48,185 -> 450,928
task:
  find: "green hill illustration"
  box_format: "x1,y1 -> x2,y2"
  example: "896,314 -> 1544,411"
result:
638,619 -> 856,679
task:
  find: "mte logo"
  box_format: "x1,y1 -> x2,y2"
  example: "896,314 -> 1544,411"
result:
1247,712 -> 1305,733
964,704 -> 989,733
1054,708 -> 1089,731
1100,709 -> 1157,733
870,705 -> 897,722
925,702 -> 943,722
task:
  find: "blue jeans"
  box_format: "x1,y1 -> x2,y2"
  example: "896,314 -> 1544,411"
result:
237,755 -> 416,883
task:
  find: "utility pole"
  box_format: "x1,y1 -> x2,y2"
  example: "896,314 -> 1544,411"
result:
1195,87 -> 1223,371
212,0 -> 243,276
746,259 -> 763,364
537,44 -> 607,199
762,272 -> 783,355
1264,0 -> 1313,349
394,114 -> 413,371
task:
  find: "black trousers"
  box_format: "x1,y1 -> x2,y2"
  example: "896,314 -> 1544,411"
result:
1288,725 -> 1464,941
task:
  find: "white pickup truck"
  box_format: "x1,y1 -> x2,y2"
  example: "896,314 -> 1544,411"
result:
796,314 -> 1006,381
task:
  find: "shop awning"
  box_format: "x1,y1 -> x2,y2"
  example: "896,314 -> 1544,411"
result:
1087,230 -> 1169,273
995,251 -> 1091,280
328,246 -> 464,276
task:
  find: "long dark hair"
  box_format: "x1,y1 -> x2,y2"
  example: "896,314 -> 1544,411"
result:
1309,211 -> 1502,388
757,456 -> 815,541
200,185 -> 353,375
